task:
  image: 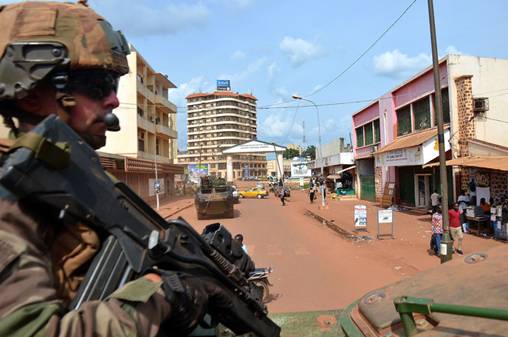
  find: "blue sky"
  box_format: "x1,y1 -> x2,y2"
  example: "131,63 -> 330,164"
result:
4,0 -> 508,150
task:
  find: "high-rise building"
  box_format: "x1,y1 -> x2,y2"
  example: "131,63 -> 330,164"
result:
178,90 -> 266,179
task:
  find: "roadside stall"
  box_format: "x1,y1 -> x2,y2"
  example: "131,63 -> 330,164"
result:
446,156 -> 508,239
327,165 -> 356,196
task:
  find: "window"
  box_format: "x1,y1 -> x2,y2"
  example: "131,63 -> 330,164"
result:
397,106 -> 411,136
156,138 -> 160,155
413,97 -> 431,130
137,107 -> 144,117
441,88 -> 450,124
374,119 -> 381,143
364,123 -> 373,145
138,131 -> 145,152
356,127 -> 364,147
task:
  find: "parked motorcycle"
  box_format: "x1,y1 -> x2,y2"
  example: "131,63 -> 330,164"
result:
248,267 -> 273,304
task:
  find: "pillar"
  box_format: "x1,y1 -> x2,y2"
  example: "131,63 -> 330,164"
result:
276,153 -> 284,180
226,155 -> 233,182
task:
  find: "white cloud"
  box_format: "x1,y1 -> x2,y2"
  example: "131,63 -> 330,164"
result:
213,0 -> 254,9
231,50 -> 246,61
279,36 -> 323,67
260,111 -> 300,138
218,57 -> 267,83
168,76 -> 213,108
444,45 -> 461,55
373,49 -> 431,79
267,62 -> 278,79
90,1 -> 210,38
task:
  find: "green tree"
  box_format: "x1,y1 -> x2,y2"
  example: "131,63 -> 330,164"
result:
302,145 -> 316,160
283,148 -> 300,159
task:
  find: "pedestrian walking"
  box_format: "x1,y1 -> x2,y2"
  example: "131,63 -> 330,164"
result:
431,190 -> 440,214
309,184 -> 316,204
457,189 -> 470,233
430,206 -> 443,255
279,188 -> 286,206
449,203 -> 464,255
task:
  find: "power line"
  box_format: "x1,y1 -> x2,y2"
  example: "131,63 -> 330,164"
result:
307,0 -> 418,98
260,0 -> 418,108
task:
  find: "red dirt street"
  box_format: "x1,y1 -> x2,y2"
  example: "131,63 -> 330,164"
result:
159,188 -> 501,314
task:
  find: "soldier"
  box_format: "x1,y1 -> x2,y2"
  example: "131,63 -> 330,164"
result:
0,1 -> 228,336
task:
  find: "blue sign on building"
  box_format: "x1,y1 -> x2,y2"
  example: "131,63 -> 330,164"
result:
217,79 -> 231,91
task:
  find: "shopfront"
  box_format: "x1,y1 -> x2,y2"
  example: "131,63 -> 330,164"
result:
375,128 -> 451,208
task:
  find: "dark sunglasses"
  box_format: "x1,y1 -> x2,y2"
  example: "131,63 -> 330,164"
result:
66,69 -> 120,100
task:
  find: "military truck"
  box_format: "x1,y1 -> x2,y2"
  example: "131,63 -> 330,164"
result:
195,176 -> 235,220
269,245 -> 508,337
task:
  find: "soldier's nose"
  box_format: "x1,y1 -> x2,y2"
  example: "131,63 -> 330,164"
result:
103,91 -> 120,110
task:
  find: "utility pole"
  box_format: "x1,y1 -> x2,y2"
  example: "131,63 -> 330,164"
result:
428,0 -> 452,263
301,120 -> 306,156
292,95 -> 325,208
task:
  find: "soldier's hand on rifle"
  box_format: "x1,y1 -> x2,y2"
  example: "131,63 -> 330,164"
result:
158,271 -> 233,335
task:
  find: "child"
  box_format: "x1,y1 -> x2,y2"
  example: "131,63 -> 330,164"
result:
431,207 -> 443,255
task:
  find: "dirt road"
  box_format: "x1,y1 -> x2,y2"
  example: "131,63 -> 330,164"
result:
166,189 -> 501,313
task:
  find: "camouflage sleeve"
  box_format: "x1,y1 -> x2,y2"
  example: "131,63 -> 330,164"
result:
0,199 -> 170,337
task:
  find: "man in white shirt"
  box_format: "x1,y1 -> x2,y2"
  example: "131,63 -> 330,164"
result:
431,190 -> 441,214
457,190 -> 470,233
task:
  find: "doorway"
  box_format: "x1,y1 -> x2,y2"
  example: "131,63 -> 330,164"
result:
414,174 -> 430,208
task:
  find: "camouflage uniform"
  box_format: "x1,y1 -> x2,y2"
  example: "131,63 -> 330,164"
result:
0,2 -> 170,336
0,198 -> 170,337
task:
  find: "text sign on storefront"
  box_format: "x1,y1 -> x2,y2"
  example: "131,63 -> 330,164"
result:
377,147 -> 422,167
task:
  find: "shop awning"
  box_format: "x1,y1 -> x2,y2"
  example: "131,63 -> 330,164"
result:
375,128 -> 450,167
444,156 -> 508,172
375,127 -> 446,154
326,165 -> 356,179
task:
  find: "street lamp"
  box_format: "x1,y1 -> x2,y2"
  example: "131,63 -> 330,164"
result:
292,94 -> 326,208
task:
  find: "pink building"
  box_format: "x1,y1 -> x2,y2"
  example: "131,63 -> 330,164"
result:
353,54 -> 508,207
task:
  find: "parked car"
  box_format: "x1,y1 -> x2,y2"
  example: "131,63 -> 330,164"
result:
239,187 -> 268,199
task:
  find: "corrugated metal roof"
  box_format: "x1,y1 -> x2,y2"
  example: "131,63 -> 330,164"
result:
375,127 -> 439,154
447,156 -> 508,172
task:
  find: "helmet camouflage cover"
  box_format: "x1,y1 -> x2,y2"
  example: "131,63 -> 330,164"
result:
0,1 -> 130,101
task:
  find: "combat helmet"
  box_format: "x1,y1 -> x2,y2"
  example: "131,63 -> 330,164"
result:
0,0 -> 130,102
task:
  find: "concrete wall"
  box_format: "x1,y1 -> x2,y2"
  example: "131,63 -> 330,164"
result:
447,54 -> 508,148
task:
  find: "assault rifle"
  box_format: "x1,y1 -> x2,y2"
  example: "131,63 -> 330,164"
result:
0,115 -> 280,337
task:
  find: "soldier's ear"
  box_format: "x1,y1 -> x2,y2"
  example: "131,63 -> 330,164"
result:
17,82 -> 58,117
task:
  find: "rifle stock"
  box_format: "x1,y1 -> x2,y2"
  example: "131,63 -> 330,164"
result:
0,115 -> 280,337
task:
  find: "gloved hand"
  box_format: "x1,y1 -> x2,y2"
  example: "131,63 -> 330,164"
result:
159,270 -> 233,335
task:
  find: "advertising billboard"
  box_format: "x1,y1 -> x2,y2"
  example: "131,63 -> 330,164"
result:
290,158 -> 312,178
217,79 -> 231,91
188,164 -> 209,184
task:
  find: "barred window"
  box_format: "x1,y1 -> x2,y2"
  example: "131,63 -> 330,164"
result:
397,105 -> 411,136
414,97 -> 431,130
356,127 -> 364,147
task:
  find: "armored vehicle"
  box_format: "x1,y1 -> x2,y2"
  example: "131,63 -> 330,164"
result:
195,176 -> 235,220
269,245 -> 508,337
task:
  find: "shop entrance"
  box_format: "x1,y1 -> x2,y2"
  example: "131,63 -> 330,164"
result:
414,174 -> 431,208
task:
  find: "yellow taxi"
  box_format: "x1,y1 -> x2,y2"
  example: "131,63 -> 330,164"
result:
238,187 -> 268,199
